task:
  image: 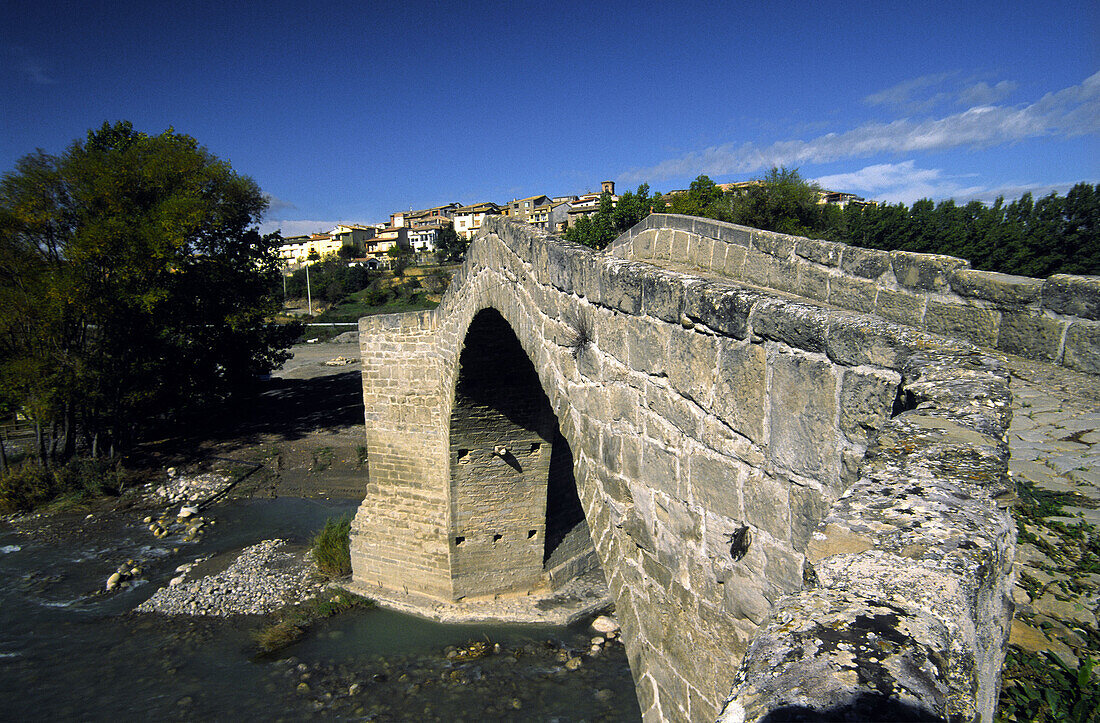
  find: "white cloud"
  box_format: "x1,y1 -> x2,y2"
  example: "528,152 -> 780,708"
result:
258,219 -> 340,237
812,160 -> 1095,205
863,72 -> 956,111
263,193 -> 296,215
620,72 -> 1100,185
956,80 -> 1017,106
813,161 -> 982,204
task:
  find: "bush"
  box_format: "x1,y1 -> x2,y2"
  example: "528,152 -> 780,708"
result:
252,620 -> 306,654
312,515 -> 352,578
0,458 -> 126,513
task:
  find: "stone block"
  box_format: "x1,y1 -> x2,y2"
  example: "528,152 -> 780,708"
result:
670,229 -> 691,261
828,274 -> 877,314
788,479 -> 831,551
690,234 -> 716,271
665,213 -> 696,234
750,229 -> 797,259
722,244 -> 748,279
710,238 -> 728,273
641,443 -> 682,499
668,327 -> 719,405
891,250 -> 969,291
652,228 -> 673,260
716,223 -> 751,248
689,452 -> 742,520
768,349 -> 838,481
997,310 -> 1065,361
713,339 -> 767,445
744,248 -> 799,294
633,229 -> 656,259
721,566 -> 772,625
600,261 -> 644,316
839,368 -> 900,448
794,260 -> 830,303
1063,319 -> 1100,374
840,246 -> 892,279
924,299 -> 1000,348
950,268 -> 1042,306
795,238 -> 844,267
641,268 -> 687,324
875,287 -> 925,327
544,242 -> 571,294
648,384 -> 704,437
684,282 -> 758,339
626,315 -> 671,375
1043,274 -> 1100,320
750,299 -> 829,353
742,470 -> 790,543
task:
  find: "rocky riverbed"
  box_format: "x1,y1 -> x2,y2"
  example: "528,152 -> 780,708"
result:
136,538 -> 326,616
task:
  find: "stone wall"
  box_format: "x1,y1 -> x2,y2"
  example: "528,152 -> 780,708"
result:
353,217 -> 1014,722
612,214 -> 1100,375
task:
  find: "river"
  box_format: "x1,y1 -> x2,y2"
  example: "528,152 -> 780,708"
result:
0,497 -> 640,721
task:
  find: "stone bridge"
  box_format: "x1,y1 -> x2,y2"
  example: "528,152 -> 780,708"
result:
349,214 -> 1100,722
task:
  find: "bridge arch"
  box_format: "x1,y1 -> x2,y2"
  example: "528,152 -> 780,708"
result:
350,217 -> 1017,722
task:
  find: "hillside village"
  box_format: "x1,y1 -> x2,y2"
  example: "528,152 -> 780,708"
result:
276,180 -> 874,269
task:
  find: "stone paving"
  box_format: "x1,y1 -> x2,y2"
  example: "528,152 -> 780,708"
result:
1003,353 -> 1100,667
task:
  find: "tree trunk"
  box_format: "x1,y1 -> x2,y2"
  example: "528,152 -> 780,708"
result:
0,432 -> 8,474
35,421 -> 48,468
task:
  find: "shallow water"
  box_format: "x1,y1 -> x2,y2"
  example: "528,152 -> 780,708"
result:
0,498 -> 640,721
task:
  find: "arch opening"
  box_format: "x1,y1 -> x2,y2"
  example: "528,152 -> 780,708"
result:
447,308 -> 598,599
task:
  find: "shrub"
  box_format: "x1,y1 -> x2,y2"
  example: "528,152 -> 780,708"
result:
252,620 -> 306,654
312,515 -> 352,578
0,458 -> 127,513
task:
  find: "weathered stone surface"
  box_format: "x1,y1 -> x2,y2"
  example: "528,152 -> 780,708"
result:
891,250 -> 969,291
836,246 -> 888,280
668,327 -> 718,405
795,238 -> 843,267
741,470 -> 789,542
767,349 -> 838,481
828,274 -> 877,314
875,287 -> 925,327
998,310 -> 1065,361
839,368 -> 901,447
1064,320 -> 1100,374
1043,274 -> 1100,320
924,299 -> 1000,348
689,452 -> 742,520
750,298 -> 829,353
750,229 -> 796,259
712,339 -> 767,445
951,268 -> 1043,305
641,267 -> 686,324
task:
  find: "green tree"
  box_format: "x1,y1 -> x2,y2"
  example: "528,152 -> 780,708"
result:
0,121 -> 297,463
728,167 -> 823,235
435,222 -> 466,262
387,242 -> 413,276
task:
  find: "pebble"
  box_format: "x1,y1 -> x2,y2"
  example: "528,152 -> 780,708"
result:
135,539 -> 325,616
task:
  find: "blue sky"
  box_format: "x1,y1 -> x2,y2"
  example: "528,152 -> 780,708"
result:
2,0 -> 1097,236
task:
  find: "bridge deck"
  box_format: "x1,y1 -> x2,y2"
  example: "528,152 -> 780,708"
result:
1002,353 -> 1100,667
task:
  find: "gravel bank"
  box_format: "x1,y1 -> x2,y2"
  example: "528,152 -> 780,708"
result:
136,539 -> 325,616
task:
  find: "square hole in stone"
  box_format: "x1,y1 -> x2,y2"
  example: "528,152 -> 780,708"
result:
457,449 -> 470,463
530,443 -> 541,453
454,536 -> 465,545
492,533 -> 503,542
527,529 -> 537,539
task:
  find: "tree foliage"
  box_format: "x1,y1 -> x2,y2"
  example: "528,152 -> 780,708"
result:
0,121 -> 298,463
564,184 -> 653,250
651,168 -> 1098,278
434,222 -> 466,262
284,255 -> 377,306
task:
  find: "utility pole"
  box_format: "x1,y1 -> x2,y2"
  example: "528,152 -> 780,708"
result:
306,263 -> 313,316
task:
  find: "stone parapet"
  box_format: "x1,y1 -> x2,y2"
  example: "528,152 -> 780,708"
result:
718,349 -> 1015,723
612,214 -> 1100,375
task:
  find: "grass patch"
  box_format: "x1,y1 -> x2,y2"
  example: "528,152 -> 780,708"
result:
252,587 -> 372,655
312,515 -> 352,578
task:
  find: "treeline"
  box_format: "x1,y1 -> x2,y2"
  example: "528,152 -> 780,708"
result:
565,168 -> 1099,279
0,122 -> 298,473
